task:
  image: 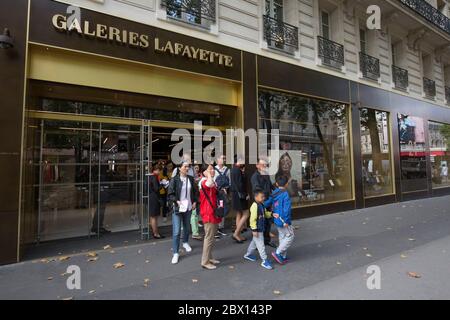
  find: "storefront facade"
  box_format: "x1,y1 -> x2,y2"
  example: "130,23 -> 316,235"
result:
1,0 -> 450,265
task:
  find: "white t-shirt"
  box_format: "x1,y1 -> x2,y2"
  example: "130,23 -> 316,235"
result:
179,175 -> 192,212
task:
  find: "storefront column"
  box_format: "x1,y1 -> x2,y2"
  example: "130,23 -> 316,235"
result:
0,0 -> 29,265
242,52 -> 258,180
350,82 -> 364,209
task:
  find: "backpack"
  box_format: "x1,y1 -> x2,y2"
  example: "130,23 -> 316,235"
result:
215,167 -> 230,190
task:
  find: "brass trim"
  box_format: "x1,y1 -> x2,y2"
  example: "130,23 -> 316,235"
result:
17,0 -> 32,262
26,110 -> 228,131
348,99 -> 356,206
364,193 -> 396,200
401,189 -> 429,195
388,111 -> 397,196
28,41 -> 242,85
257,84 -> 350,105
292,198 -> 355,210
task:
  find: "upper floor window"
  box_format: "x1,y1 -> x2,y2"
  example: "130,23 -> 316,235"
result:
161,0 -> 216,28
266,0 -> 284,21
360,29 -> 367,54
321,11 -> 330,39
391,44 -> 396,65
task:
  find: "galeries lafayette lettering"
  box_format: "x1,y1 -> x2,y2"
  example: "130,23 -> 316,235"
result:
52,14 -> 234,68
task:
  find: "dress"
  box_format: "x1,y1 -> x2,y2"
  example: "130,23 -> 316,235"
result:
148,174 -> 161,217
231,166 -> 249,211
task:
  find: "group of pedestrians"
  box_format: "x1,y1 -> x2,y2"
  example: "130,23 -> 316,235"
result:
147,155 -> 295,270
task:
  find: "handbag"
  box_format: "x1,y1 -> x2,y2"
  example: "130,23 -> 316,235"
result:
237,192 -> 247,200
201,188 -> 225,218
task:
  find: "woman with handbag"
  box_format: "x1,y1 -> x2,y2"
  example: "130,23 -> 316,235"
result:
231,157 -> 249,243
199,163 -> 222,270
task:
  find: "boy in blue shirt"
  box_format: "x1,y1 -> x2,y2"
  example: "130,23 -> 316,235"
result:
266,175 -> 294,265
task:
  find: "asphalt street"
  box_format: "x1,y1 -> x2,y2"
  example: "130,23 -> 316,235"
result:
1,195 -> 449,300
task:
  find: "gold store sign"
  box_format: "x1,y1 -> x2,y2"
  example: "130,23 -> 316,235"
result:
52,14 -> 234,68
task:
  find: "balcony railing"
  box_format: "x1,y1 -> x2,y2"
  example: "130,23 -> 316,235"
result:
317,36 -> 345,69
423,77 -> 436,99
359,52 -> 380,81
398,0 -> 450,35
161,0 -> 216,25
263,15 -> 298,54
445,86 -> 450,104
392,65 -> 409,90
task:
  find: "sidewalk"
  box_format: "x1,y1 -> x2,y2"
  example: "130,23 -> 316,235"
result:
0,195 -> 449,300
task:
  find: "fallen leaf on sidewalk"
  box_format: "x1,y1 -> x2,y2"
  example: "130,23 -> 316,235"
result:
273,290 -> 282,295
58,256 -> 70,262
89,290 -> 96,294
228,265 -> 235,270
400,254 -> 408,259
62,297 -> 73,301
366,253 -> 372,257
40,259 -> 50,264
103,245 -> 112,250
138,249 -> 142,255
145,260 -> 150,264
113,262 -> 125,269
87,257 -> 98,262
86,252 -> 98,258
47,277 -> 53,281
336,261 -> 342,265
192,279 -> 198,283
407,272 -> 421,279
408,238 -> 416,241
144,279 -> 150,287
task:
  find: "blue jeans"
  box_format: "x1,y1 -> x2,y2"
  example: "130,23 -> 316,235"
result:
172,210 -> 192,254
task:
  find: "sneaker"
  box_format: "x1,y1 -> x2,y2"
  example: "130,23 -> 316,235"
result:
261,259 -> 273,270
182,242 -> 192,253
171,253 -> 179,264
243,254 -> 257,262
217,228 -> 227,236
272,252 -> 285,265
282,256 -> 289,263
192,235 -> 203,241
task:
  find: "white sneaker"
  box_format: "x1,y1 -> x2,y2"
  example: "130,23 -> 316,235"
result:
171,253 -> 179,264
182,243 -> 192,253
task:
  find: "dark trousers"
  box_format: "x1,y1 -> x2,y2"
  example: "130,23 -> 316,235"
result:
264,218 -> 272,244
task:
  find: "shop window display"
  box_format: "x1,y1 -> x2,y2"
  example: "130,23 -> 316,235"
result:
398,114 -> 428,192
429,121 -> 450,188
360,108 -> 394,197
258,90 -> 353,207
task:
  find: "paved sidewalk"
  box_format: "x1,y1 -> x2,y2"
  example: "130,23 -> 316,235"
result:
0,195 -> 449,300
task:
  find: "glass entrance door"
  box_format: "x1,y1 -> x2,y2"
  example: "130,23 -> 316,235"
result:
31,118 -> 148,242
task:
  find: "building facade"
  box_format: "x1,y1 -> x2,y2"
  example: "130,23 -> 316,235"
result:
1,0 -> 450,265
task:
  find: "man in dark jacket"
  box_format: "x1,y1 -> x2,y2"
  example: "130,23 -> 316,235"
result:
250,158 -> 276,248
